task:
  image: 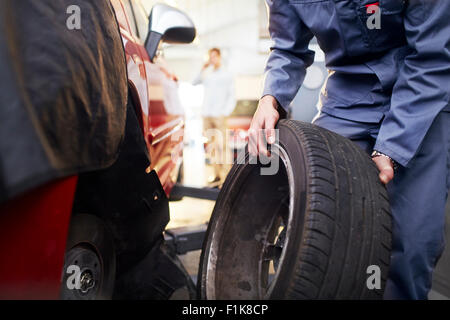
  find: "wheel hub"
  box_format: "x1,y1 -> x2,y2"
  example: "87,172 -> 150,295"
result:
61,245 -> 102,300
79,270 -> 96,293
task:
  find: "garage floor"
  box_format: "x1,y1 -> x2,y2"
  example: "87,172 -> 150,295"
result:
168,197 -> 213,285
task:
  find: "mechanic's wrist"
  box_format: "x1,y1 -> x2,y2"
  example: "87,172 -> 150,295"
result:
371,150 -> 399,171
260,95 -> 279,110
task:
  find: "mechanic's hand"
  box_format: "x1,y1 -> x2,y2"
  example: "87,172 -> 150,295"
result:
372,156 -> 394,185
248,95 -> 280,157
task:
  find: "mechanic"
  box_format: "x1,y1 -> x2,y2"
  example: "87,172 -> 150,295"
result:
249,0 -> 450,299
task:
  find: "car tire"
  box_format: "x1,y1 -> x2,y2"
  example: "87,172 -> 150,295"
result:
198,120 -> 392,300
61,214 -> 116,300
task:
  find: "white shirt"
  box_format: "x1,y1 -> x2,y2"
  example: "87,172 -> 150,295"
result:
193,67 -> 236,117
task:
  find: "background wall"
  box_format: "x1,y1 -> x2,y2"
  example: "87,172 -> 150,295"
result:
143,0 -> 268,101
142,0 -> 326,119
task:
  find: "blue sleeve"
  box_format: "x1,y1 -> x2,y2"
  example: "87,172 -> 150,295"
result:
374,0 -> 450,167
262,0 -> 315,110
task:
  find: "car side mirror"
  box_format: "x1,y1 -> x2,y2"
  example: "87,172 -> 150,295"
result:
145,4 -> 196,61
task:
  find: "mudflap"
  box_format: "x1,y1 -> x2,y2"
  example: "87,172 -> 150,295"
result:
113,238 -> 196,300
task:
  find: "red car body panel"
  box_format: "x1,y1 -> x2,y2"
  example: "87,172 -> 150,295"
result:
0,0 -> 184,299
0,177 -> 78,299
112,0 -> 184,195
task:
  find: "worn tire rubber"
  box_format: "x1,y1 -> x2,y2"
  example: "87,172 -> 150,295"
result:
198,120 -> 392,300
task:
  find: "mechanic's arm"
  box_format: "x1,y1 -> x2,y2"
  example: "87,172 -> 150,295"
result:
373,0 -> 450,184
249,0 -> 314,156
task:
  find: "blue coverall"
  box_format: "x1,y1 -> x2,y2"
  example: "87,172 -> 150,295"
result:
262,0 -> 450,299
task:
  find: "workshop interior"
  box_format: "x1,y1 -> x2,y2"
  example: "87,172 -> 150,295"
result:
0,0 -> 449,303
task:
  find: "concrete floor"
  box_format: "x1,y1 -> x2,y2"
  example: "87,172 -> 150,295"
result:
168,197 -> 214,230
429,290 -> 449,300
168,197 -> 213,285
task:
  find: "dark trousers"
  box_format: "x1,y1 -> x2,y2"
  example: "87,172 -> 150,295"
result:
313,110 -> 450,300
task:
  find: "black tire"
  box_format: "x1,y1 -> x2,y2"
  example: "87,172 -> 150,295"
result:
198,120 -> 392,300
61,214 -> 116,300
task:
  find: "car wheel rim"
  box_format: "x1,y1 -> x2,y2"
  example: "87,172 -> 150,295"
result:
204,143 -> 297,299
259,143 -> 294,299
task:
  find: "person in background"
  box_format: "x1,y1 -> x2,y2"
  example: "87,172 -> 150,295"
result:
193,48 -> 236,186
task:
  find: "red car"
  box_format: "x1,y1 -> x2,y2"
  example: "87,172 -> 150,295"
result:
0,0 -> 195,299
